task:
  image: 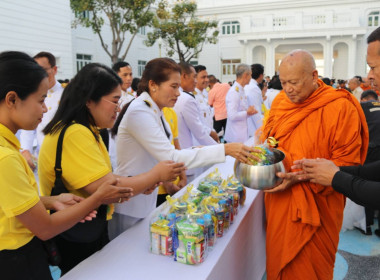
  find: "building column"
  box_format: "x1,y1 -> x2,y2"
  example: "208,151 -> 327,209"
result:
266,39 -> 275,77
348,35 -> 357,78
324,37 -> 332,78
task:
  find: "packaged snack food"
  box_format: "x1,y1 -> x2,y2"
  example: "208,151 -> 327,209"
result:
175,220 -> 204,265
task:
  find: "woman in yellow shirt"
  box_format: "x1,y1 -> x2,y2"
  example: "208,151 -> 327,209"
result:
38,62 -> 185,274
0,52 -> 135,280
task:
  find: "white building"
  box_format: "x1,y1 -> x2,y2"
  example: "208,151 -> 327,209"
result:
195,0 -> 380,82
0,0 -> 159,80
0,0 -> 74,80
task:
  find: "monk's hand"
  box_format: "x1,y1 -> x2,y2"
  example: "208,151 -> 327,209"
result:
224,143 -> 261,164
264,171 -> 301,193
292,158 -> 339,186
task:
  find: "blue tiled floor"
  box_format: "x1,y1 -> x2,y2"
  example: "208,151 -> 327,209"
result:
50,266 -> 60,280
334,225 -> 380,279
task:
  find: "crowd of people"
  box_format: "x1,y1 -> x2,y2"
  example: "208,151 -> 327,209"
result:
2,24 -> 380,280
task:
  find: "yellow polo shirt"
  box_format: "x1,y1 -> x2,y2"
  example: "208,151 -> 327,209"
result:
162,107 -> 178,145
0,124 -> 40,250
159,108 -> 179,195
38,124 -> 112,198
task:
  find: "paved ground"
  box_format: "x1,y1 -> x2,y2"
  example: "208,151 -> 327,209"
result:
334,224 -> 380,280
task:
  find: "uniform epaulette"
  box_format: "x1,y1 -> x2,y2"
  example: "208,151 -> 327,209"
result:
235,86 -> 239,92
143,100 -> 151,107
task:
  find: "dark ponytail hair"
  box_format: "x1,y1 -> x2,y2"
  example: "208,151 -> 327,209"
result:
0,51 -> 47,101
43,63 -> 121,139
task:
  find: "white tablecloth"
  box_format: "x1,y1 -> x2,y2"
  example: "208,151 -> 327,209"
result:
61,156 -> 266,280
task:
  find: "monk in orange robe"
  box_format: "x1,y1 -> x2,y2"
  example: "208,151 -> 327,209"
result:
261,50 -> 369,280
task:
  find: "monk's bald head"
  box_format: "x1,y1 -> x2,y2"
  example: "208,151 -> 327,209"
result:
280,49 -> 316,74
278,49 -> 319,104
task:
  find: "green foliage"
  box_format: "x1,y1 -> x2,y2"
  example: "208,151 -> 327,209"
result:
145,0 -> 219,62
71,0 -> 156,63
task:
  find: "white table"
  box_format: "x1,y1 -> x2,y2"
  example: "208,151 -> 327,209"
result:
61,156 -> 266,280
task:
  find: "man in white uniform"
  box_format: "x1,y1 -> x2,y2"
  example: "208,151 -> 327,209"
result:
225,64 -> 257,143
194,65 -> 214,131
245,63 -> 264,137
174,62 -> 219,180
112,61 -> 134,108
20,51 -> 63,171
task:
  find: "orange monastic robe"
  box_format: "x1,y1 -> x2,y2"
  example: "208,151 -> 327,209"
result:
261,80 -> 369,280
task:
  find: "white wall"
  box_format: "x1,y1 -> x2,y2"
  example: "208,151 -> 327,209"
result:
71,17 -> 160,77
0,0 -> 74,80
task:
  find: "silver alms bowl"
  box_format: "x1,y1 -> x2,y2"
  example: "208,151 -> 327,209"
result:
233,148 -> 285,190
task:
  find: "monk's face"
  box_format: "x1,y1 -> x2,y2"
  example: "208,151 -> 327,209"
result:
279,59 -> 318,104
367,40 -> 380,91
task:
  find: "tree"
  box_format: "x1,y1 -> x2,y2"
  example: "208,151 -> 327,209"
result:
145,0 -> 219,63
71,0 -> 156,64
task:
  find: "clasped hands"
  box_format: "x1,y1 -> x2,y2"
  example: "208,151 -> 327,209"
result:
265,158 -> 339,193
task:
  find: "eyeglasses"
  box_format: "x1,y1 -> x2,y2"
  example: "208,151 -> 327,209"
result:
102,98 -> 122,111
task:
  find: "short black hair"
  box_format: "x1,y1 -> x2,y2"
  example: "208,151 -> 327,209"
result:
361,90 -> 378,101
354,75 -> 363,83
194,65 -> 206,73
112,61 -> 130,73
208,74 -> 217,84
178,62 -> 194,75
322,77 -> 331,85
251,64 -> 264,80
131,77 -> 140,92
34,51 -> 56,67
367,26 -> 380,44
268,75 -> 282,90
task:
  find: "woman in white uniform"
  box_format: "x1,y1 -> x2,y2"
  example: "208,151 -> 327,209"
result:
109,58 -> 259,239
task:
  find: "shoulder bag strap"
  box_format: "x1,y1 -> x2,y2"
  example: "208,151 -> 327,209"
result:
51,123 -> 73,195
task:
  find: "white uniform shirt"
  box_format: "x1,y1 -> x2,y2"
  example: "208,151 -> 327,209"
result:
20,81 -> 63,154
245,79 -> 263,137
352,87 -> 364,102
264,88 -> 281,109
119,89 -> 135,109
224,81 -> 249,143
174,88 -> 216,149
194,87 -> 214,129
115,92 -> 225,218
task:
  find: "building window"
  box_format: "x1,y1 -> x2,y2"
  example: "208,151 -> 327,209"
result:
313,15 -> 326,25
222,21 -> 240,35
222,59 -> 241,75
138,60 -> 146,77
368,11 -> 379,27
273,17 -> 287,27
138,26 -> 146,35
75,10 -> 91,19
76,54 -> 92,72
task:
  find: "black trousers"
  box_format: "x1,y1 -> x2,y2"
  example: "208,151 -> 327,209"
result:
213,118 -> 227,135
364,146 -> 380,228
55,228 -> 109,275
0,237 -> 53,280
